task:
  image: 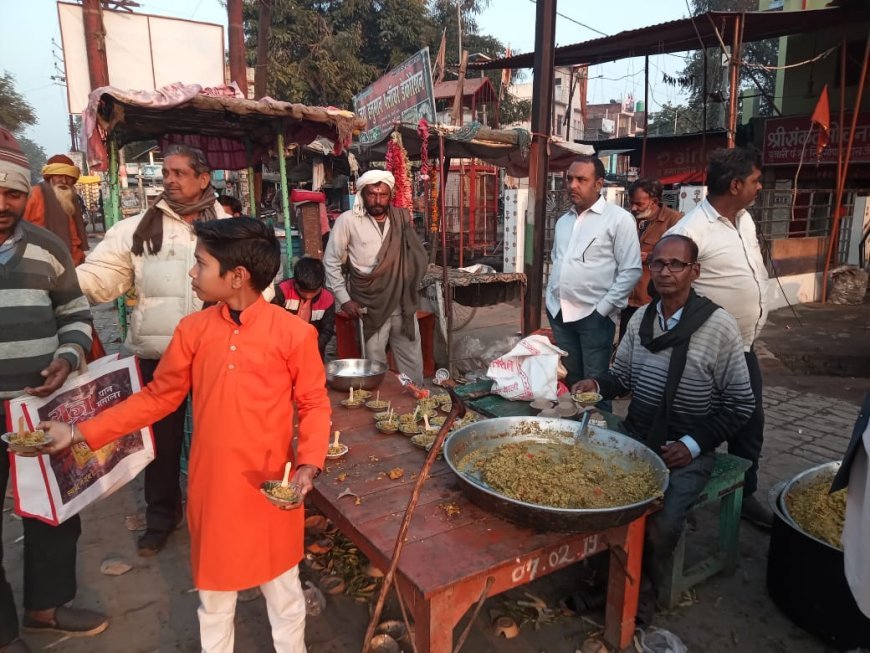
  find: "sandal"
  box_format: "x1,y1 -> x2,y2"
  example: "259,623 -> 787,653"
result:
21,606 -> 108,637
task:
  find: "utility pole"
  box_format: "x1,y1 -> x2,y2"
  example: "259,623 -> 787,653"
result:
522,0 -> 557,334
255,0 -> 272,99
82,0 -> 110,89
227,0 -> 248,97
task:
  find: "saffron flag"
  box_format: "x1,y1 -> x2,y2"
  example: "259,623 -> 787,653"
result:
811,84 -> 831,157
434,29 -> 447,84
501,47 -> 513,89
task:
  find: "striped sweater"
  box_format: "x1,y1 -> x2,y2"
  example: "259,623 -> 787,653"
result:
596,305 -> 755,453
0,221 -> 93,401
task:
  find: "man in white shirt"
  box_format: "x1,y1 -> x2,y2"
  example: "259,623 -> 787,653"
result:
323,170 -> 428,385
666,146 -> 772,528
545,155 -> 642,408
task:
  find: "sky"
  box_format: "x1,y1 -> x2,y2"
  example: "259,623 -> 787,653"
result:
2,0 -> 692,155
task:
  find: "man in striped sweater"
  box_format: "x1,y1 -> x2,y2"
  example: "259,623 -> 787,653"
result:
573,234 -> 755,625
0,128 -> 107,653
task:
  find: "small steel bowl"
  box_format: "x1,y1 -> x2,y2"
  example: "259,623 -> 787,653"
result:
572,391 -> 603,407
340,399 -> 365,409
376,421 -> 399,434
325,359 -> 388,392
365,400 -> 390,412
1,431 -> 52,455
260,481 -> 303,509
399,423 -> 421,436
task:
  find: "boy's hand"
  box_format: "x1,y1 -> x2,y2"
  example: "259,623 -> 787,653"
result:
36,421 -> 83,455
292,464 -> 321,497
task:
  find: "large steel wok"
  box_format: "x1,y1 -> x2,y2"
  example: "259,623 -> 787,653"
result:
442,416 -> 669,533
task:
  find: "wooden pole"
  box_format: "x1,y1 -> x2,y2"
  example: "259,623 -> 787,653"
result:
451,51 -> 469,126
641,55 -> 649,175
822,31 -> 870,302
107,136 -> 126,337
522,0 -> 557,335
227,0 -> 247,96
82,0 -> 110,89
254,0 -> 272,99
726,14 -> 743,148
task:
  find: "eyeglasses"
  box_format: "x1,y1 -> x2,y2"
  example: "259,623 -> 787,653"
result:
648,260 -> 696,272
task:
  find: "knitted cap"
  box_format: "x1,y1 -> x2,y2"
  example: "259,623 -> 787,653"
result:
0,127 -> 31,193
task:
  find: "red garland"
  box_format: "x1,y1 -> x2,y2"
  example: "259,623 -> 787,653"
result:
386,132 -> 412,209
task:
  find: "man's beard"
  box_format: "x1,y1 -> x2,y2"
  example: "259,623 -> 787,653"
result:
633,206 -> 656,220
52,184 -> 78,218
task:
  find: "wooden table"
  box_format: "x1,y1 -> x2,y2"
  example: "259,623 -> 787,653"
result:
310,376 -> 648,652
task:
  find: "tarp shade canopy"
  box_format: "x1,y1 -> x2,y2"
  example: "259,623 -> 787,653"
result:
83,83 -> 365,171
471,6 -> 870,70
351,122 -> 595,177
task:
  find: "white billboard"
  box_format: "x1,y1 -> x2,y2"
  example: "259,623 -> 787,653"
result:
58,2 -> 225,114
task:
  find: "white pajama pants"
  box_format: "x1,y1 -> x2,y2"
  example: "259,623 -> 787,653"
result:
198,565 -> 306,653
365,311 -> 424,386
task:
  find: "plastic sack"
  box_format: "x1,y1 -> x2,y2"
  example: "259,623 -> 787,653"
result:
486,335 -> 567,401
638,627 -> 688,653
303,581 -> 326,616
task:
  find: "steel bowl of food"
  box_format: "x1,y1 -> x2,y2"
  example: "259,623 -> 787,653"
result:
325,359 -> 388,392
443,416 -> 669,533
1,430 -> 52,456
260,481 -> 304,509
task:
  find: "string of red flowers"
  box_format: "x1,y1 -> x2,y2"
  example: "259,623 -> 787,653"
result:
385,131 -> 412,209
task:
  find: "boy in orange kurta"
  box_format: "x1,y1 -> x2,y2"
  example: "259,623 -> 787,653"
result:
41,218 -> 331,652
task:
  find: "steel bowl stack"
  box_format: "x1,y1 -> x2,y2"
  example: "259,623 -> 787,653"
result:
767,461 -> 870,649
442,416 -> 669,533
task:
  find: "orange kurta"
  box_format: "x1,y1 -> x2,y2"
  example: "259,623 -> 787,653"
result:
79,297 -> 331,591
24,185 -> 86,265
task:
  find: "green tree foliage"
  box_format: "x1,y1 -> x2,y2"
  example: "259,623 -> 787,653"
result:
650,0 -> 778,134
0,71 -> 37,133
18,136 -> 46,184
243,0 -> 522,125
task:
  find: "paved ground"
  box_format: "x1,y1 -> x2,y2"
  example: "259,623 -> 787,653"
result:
3,292 -> 868,652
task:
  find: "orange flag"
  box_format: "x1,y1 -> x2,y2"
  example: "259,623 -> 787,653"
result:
434,29 -> 447,84
811,84 -> 830,157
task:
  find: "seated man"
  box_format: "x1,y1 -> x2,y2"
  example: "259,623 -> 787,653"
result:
572,234 -> 755,624
272,257 -> 336,360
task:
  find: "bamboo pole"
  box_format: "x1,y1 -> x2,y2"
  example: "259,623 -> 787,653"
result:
277,130 -> 294,278
107,136 -> 127,337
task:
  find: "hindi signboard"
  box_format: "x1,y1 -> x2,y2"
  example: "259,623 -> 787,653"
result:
762,114 -> 870,166
353,48 -> 436,145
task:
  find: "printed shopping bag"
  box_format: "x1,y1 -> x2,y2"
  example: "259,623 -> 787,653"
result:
5,354 -> 154,525
486,335 -> 567,401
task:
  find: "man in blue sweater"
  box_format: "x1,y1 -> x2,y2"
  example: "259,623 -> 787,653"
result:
573,234 -> 755,625
0,128 -> 107,653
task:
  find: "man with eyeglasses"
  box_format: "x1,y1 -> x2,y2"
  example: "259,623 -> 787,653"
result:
545,155 -> 641,408
572,233 -> 755,625
665,146 -> 772,528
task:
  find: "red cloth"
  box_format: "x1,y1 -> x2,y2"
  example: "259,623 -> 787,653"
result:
811,84 -> 831,157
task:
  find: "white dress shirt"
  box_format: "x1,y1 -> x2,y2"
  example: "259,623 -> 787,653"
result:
666,198 -> 769,350
545,196 -> 642,322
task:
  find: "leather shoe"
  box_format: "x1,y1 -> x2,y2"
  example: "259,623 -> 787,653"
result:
137,528 -> 171,556
21,606 -> 108,637
741,494 -> 773,530
0,639 -> 32,653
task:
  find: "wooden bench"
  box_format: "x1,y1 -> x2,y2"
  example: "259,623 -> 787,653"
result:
659,452 -> 752,608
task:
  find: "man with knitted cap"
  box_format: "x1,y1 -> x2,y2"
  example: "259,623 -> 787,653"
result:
0,128 -> 108,652
323,170 -> 428,384
24,154 -> 89,265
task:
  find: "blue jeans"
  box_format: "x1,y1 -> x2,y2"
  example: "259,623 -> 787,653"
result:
547,309 -> 615,411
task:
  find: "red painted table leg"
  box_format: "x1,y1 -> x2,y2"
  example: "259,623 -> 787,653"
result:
412,588 -> 457,653
604,515 -> 647,650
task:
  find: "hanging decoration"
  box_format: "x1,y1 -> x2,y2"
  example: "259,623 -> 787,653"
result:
429,167 -> 439,235
417,118 -> 430,180
385,131 -> 413,210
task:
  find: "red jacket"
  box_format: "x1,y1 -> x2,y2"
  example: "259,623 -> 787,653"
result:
272,279 -> 335,358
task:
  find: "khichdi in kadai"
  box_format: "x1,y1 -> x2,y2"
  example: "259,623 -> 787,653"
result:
461,440 -> 662,510
785,476 -> 846,549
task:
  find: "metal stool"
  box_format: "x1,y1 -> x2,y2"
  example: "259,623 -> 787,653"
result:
660,452 -> 752,608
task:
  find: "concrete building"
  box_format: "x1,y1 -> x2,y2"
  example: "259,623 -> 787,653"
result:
510,66 -> 586,141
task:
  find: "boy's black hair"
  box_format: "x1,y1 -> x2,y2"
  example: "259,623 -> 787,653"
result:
293,256 -> 325,293
706,146 -> 762,196
194,218 -> 280,292
216,194 -> 243,215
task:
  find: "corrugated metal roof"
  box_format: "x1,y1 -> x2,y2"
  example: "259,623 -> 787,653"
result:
471,6 -> 869,70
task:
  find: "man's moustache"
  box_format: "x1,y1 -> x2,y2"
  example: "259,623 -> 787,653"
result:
0,211 -> 18,219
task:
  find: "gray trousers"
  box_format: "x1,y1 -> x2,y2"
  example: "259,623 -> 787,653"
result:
641,451 -> 717,609
365,312 -> 424,386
